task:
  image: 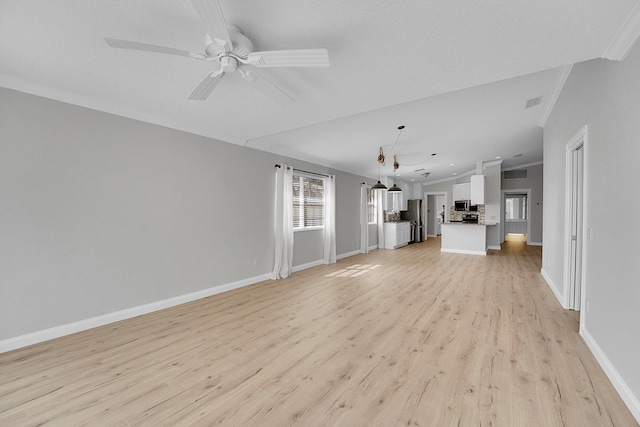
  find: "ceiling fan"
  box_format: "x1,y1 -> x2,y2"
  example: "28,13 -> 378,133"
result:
104,0 -> 330,106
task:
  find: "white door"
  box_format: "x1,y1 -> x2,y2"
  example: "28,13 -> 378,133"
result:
569,144 -> 584,310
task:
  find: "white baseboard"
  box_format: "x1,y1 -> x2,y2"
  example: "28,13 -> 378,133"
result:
528,241 -> 543,246
488,245 -> 501,251
440,248 -> 486,256
337,249 -> 361,260
0,272 -> 272,354
580,327 -> 640,424
291,259 -> 325,273
368,244 -> 379,251
540,267 -> 566,309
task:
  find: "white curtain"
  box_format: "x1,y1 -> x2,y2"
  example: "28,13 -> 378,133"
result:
272,165 -> 294,279
323,175 -> 337,264
360,183 -> 369,254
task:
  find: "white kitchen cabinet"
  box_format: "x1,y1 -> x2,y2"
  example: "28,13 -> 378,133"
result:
386,190 -> 405,211
384,222 -> 411,249
470,175 -> 485,204
453,183 -> 470,201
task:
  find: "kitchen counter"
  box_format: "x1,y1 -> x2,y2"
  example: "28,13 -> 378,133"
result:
443,221 -> 496,225
441,222 -> 491,255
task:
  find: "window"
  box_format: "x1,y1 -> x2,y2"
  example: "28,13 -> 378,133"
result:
505,194 -> 527,220
293,175 -> 325,229
368,188 -> 377,224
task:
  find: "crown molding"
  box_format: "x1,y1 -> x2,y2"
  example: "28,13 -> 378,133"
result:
502,161 -> 543,172
259,145 -> 376,180
482,159 -> 503,168
538,64 -> 574,127
603,2 -> 640,61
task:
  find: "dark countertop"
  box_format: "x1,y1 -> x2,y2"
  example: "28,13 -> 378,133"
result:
443,221 -> 496,226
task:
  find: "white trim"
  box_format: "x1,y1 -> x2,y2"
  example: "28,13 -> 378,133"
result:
501,188 -> 532,245
0,272 -> 272,354
482,159 -> 504,168
501,161 -> 543,172
603,2 -> 640,61
440,248 -> 487,256
488,245 -> 501,251
538,65 -> 574,127
580,327 -> 640,424
563,125 -> 588,314
337,249 -> 361,260
368,244 -> 379,251
528,241 -> 543,246
541,267 -> 566,308
423,169 -> 475,186
291,259 -> 324,273
424,191 -> 448,236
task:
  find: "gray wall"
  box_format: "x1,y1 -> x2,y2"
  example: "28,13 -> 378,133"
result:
501,163 -> 543,244
0,88 -> 368,341
483,162 -> 501,248
543,44 -> 640,409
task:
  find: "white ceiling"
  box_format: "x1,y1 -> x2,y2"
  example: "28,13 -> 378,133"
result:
1,0 -> 638,182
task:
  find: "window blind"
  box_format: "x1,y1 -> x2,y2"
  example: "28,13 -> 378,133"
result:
293,175 -> 325,228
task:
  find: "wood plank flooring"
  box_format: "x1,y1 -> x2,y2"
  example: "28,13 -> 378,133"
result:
1,238 -> 637,426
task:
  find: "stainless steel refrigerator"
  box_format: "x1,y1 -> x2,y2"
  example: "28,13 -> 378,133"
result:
403,199 -> 424,243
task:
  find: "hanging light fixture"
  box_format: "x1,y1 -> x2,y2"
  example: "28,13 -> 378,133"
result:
372,149 -> 387,190
388,181 -> 402,193
388,151 -> 402,193
372,126 -> 404,191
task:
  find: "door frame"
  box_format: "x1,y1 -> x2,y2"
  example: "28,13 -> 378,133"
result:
563,126 -> 588,322
501,188 -> 532,244
424,191 -> 448,239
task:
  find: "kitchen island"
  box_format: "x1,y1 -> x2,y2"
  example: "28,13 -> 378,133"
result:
441,222 -> 495,256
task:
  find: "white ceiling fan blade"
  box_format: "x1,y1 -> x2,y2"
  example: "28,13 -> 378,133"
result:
247,49 -> 329,68
104,38 -> 206,60
191,0 -> 233,52
241,70 -> 294,107
188,70 -> 224,100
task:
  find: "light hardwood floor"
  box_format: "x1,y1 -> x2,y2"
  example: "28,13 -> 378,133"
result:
1,238 -> 637,426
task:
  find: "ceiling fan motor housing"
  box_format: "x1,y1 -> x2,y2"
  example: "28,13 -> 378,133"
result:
204,24 -> 254,59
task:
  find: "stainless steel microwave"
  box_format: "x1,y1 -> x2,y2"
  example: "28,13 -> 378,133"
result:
454,200 -> 470,211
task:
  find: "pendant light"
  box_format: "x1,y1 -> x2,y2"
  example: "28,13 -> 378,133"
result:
372,180 -> 387,190
388,154 -> 402,192
387,182 -> 402,193
372,150 -> 387,190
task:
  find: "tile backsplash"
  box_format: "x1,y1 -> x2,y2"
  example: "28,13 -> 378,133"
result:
449,205 -> 486,223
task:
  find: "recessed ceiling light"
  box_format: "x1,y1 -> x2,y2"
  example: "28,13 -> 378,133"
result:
452,172 -> 458,176
495,156 -> 502,159
449,163 -> 456,166
410,178 -> 415,182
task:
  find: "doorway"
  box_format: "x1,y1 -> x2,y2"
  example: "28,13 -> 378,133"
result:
564,126 -> 588,312
425,192 -> 447,238
502,189 -> 531,243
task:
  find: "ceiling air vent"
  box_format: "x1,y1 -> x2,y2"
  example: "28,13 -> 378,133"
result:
421,172 -> 430,178
525,96 -> 543,109
504,169 -> 527,179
